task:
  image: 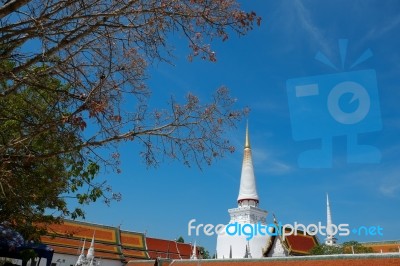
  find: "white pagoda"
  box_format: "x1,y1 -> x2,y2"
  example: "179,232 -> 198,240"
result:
216,124 -> 271,258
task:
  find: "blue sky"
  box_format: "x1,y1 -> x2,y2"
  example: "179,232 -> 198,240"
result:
77,0 -> 400,254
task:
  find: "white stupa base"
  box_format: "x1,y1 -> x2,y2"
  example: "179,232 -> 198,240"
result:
216,223 -> 271,259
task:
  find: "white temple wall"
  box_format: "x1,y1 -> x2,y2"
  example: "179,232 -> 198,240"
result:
37,253 -> 122,266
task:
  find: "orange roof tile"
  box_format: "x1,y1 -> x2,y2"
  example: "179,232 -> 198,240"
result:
285,230 -> 319,255
264,226 -> 319,256
145,237 -> 193,259
40,219 -> 193,262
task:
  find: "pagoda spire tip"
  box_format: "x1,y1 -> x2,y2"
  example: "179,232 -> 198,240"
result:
245,121 -> 250,148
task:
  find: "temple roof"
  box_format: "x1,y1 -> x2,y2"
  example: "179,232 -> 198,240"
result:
40,219 -> 193,262
284,230 -> 319,255
264,226 -> 319,256
237,124 -> 259,202
146,237 -> 193,259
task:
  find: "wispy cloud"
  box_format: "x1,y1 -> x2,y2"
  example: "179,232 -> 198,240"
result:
336,161 -> 400,199
362,14 -> 400,42
377,147 -> 400,198
222,126 -> 294,176
252,147 -> 293,175
265,1 -> 336,61
379,182 -> 400,198
292,0 -> 333,56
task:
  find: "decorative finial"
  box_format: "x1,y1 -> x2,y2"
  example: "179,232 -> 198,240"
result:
245,120 -> 250,149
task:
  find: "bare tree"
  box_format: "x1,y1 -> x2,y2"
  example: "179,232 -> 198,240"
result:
0,0 -> 260,237
1,0 -> 259,166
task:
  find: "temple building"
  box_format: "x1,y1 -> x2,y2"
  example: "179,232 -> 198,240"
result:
38,125 -> 319,265
38,220 -> 196,266
216,124 -> 319,258
3,125 -> 400,266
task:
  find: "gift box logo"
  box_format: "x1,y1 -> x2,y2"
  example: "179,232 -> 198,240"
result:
286,39 -> 382,168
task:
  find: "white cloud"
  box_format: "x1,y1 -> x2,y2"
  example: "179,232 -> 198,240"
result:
223,128 -> 294,176
379,183 -> 400,197
376,163 -> 400,198
337,162 -> 400,198
362,14 -> 400,42
252,147 -> 293,175
291,0 -> 334,57
263,1 -> 337,64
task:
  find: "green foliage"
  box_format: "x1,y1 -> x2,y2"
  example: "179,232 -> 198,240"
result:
309,241 -> 374,255
176,236 -> 185,243
309,244 -> 343,255
198,246 -> 210,259
0,64 -> 117,240
342,241 -> 374,254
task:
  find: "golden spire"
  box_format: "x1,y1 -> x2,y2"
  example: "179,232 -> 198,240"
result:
245,120 -> 250,149
238,122 -> 259,204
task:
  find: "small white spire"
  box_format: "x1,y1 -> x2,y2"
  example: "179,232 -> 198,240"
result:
237,123 -> 259,205
325,194 -> 337,245
86,232 -> 95,261
75,238 -> 86,266
190,241 -> 197,259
